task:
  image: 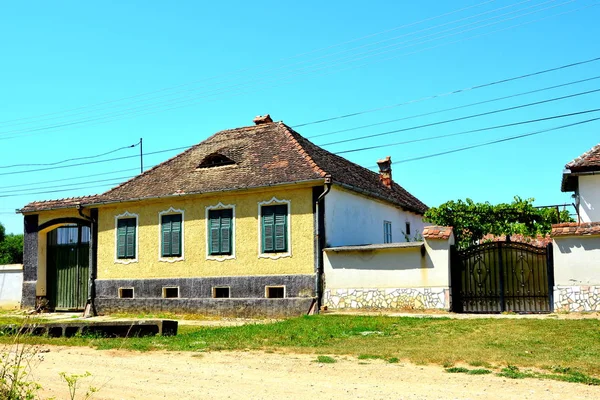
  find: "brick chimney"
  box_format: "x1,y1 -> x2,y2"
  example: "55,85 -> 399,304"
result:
253,114 -> 273,125
377,156 -> 392,188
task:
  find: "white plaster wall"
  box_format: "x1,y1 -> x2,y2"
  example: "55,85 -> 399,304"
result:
324,186 -> 425,247
324,238 -> 452,289
0,265 -> 23,309
553,236 -> 600,285
578,175 -> 600,222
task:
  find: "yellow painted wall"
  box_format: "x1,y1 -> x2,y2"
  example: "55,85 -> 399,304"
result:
96,186 -> 316,279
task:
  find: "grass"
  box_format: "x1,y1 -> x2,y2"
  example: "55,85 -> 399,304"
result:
0,314 -> 599,380
315,355 -> 336,364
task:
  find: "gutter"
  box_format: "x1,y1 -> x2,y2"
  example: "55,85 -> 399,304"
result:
77,205 -> 98,318
315,175 -> 332,313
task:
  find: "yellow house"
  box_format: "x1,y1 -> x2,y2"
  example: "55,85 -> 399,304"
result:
19,115 -> 427,316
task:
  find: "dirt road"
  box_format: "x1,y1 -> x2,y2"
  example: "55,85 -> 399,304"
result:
31,346 -> 599,400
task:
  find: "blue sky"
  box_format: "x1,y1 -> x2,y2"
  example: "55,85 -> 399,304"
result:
0,0 -> 599,234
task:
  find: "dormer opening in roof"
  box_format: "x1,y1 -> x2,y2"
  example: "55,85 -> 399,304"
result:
197,153 -> 236,169
253,114 -> 273,125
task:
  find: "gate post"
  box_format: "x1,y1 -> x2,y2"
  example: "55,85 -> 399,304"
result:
546,242 -> 555,312
449,245 -> 462,313
497,242 -> 505,312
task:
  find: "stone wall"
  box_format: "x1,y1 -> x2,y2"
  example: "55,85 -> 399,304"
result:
323,287 -> 449,310
554,286 -> 600,312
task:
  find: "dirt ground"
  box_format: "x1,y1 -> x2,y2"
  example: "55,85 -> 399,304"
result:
28,346 -> 600,400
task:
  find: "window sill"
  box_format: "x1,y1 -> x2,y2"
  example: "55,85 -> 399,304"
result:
206,254 -> 236,262
158,256 -> 185,263
114,258 -> 138,265
259,252 -> 291,260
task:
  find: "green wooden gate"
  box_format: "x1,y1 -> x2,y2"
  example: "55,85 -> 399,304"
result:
46,225 -> 90,310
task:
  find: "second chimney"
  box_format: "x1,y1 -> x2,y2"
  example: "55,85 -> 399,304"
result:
253,114 -> 273,125
377,156 -> 392,188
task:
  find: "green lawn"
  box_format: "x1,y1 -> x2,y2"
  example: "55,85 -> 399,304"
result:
2,314 -> 600,378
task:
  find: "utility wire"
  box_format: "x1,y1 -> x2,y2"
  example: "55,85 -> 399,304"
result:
335,108 -> 600,155
0,175 -> 136,195
0,145 -> 192,177
310,75 -> 600,139
0,141 -> 140,169
0,1 -> 577,140
0,181 -> 127,199
0,0 -> 495,127
321,88 -> 600,147
296,55 -> 600,129
395,116 -> 600,164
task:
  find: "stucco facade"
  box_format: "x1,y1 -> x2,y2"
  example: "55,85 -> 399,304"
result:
324,186 -> 425,247
577,175 -> 600,222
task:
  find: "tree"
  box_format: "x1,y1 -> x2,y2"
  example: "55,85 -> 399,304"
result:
424,196 -> 574,249
0,222 -> 24,264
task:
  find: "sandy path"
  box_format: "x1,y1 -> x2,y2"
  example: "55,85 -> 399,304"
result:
28,346 -> 599,400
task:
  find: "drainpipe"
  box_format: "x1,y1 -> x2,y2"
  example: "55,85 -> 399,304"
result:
315,175 -> 332,313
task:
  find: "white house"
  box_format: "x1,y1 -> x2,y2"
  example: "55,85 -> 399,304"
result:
553,143 -> 600,311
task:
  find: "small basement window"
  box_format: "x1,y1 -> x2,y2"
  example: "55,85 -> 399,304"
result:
118,288 -> 134,299
266,286 -> 285,299
212,287 -> 230,298
198,153 -> 235,168
163,287 -> 179,299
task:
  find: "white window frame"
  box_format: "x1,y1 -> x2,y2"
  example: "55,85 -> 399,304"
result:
162,286 -> 180,298
258,197 -> 292,260
205,202 -> 236,262
114,211 -> 139,265
212,286 -> 231,298
118,287 -> 135,299
384,220 -> 393,244
158,207 -> 185,263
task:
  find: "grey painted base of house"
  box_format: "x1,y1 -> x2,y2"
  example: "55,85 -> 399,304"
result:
324,287 -> 450,310
21,281 -> 37,309
554,285 -> 600,312
93,274 -> 316,316
95,298 -> 315,318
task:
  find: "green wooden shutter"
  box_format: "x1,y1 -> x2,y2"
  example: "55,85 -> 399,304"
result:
209,212 -> 221,255
125,219 -> 136,258
274,206 -> 287,252
220,209 -> 232,254
162,215 -> 172,257
262,209 -> 275,252
171,216 -> 182,256
117,220 -> 127,258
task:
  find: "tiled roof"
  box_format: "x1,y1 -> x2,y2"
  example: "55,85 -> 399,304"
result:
19,195 -> 102,213
20,120 -> 428,214
551,222 -> 600,237
422,226 -> 453,240
480,233 -> 551,247
566,143 -> 600,171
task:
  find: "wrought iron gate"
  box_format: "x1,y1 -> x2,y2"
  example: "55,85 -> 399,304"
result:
451,241 -> 554,313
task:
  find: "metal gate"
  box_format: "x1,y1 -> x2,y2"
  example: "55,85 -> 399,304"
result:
46,225 -> 90,310
451,241 -> 554,313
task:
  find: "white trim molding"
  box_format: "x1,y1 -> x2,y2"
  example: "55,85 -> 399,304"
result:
205,202 -> 236,262
114,211 -> 139,265
257,197 -> 292,260
158,207 -> 185,263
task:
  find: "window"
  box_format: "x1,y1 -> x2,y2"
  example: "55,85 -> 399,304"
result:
198,153 -> 235,168
266,286 -> 285,298
384,221 -> 392,244
212,287 -> 230,298
163,287 -> 179,298
208,209 -> 233,255
261,205 -> 288,253
405,221 -> 411,237
117,218 -> 137,259
161,214 -> 182,257
118,288 -> 134,299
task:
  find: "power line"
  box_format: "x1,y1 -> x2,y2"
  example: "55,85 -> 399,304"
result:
309,75 -> 600,139
0,175 -> 136,195
0,141 -> 139,169
395,116 -> 600,164
0,1 -> 496,128
335,108 -> 600,155
0,1 -> 578,140
296,55 -> 600,129
0,145 -> 192,177
0,181 -> 127,199
321,88 -> 600,147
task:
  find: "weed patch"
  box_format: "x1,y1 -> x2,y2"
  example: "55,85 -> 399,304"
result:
315,355 -> 336,364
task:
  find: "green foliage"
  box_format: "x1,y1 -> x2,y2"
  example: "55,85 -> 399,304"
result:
0,222 -> 23,265
59,371 -> 98,400
445,367 -> 469,373
424,196 -> 574,249
315,355 -> 336,364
